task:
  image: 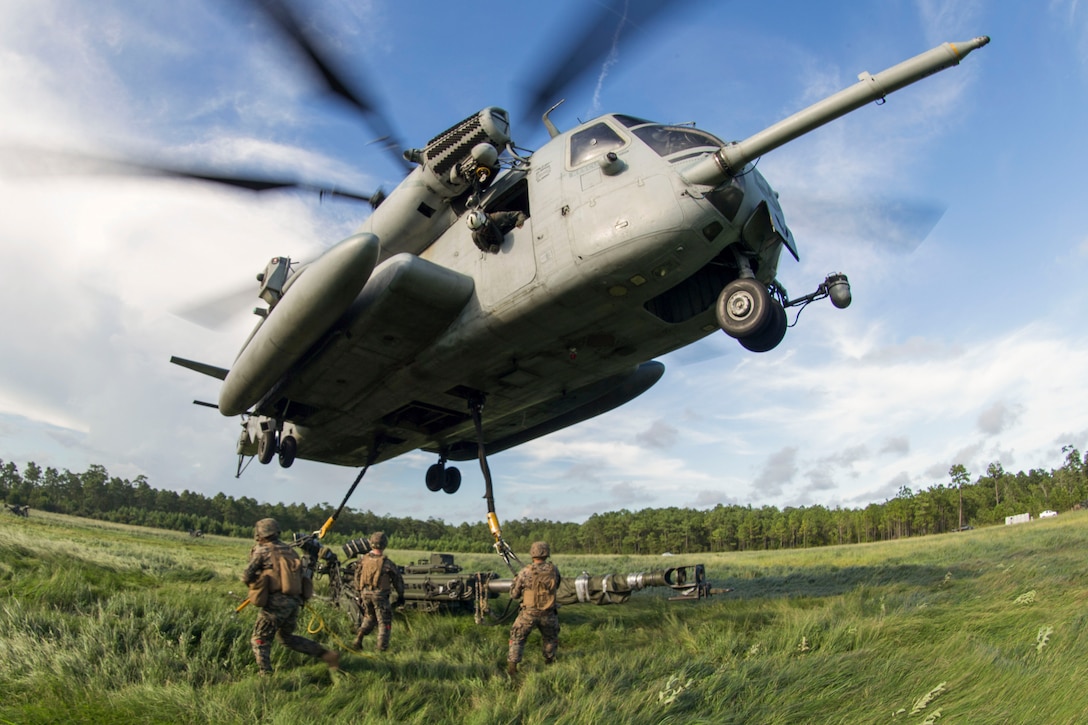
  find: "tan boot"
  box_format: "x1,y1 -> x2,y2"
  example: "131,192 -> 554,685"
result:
321,650 -> 340,671
507,661 -> 518,678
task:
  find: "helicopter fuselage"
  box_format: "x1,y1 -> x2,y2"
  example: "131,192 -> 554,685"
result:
171,36 -> 989,479
227,113 -> 787,467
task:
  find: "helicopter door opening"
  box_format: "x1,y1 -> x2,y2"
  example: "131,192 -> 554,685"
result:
480,172 -> 530,218
474,174 -> 536,308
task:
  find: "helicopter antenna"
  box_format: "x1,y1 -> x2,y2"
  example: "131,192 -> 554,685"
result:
542,100 -> 565,138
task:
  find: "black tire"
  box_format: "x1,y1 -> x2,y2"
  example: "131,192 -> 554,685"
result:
740,300 -> 788,353
442,466 -> 462,494
278,435 -> 297,468
716,278 -> 772,339
426,464 -> 445,492
257,430 -> 277,465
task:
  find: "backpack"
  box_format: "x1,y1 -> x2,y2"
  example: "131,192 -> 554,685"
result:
269,543 -> 303,597
521,562 -> 557,610
358,553 -> 385,589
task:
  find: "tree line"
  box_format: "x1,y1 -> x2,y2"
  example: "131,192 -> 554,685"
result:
2,446 -> 1085,555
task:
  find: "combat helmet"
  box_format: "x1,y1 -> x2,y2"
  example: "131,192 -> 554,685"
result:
254,518 -> 281,541
529,541 -> 550,559
369,531 -> 388,550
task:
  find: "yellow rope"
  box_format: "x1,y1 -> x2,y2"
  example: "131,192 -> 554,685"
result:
303,601 -> 366,654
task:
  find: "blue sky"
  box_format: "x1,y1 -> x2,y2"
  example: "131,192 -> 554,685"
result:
1,0 -> 1086,526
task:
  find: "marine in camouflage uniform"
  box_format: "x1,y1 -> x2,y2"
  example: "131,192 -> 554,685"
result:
352,531 -> 405,652
507,541 -> 561,676
241,518 -> 339,675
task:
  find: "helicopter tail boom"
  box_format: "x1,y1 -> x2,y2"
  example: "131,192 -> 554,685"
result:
684,36 -> 990,185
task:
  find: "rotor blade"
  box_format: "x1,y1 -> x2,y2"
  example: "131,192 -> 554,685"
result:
155,165 -> 375,202
173,283 -> 257,330
3,146 -> 375,203
789,194 -> 948,254
519,0 -> 685,125
250,0 -> 412,174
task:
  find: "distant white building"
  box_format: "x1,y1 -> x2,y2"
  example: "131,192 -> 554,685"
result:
1005,513 -> 1032,525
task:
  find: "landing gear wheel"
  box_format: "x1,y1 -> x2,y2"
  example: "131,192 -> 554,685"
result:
278,435 -> 297,468
716,278 -> 771,339
425,463 -> 445,492
740,300 -> 788,353
442,466 -> 462,494
257,430 -> 277,465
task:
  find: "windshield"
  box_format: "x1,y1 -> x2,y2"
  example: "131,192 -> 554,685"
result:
632,125 -> 722,158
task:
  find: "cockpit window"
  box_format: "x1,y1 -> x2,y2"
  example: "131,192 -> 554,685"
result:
569,123 -> 626,167
633,125 -> 722,158
613,114 -> 653,128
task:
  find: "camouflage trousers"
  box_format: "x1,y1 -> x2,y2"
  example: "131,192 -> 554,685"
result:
508,607 -> 559,664
356,589 -> 394,651
251,593 -> 327,673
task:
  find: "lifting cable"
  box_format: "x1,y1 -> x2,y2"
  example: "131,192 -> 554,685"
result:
317,446 -> 380,539
469,395 -> 522,575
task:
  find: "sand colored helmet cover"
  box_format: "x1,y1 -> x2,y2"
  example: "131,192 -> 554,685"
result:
529,541 -> 550,558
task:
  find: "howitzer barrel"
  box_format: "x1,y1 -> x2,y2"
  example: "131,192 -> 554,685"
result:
486,564 -> 710,605
685,36 -> 990,184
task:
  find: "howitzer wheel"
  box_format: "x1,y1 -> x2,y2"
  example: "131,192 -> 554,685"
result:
337,586 -> 365,630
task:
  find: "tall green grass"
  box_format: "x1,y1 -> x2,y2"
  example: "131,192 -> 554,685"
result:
2,510 -> 1087,724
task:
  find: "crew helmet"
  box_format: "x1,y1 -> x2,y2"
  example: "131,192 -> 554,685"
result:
254,518 -> 281,541
370,531 -> 388,550
466,210 -> 488,231
529,541 -> 550,559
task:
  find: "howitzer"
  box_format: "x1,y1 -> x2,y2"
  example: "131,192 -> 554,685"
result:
329,545 -> 727,623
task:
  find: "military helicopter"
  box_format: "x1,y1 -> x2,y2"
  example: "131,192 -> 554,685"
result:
165,1 -> 988,500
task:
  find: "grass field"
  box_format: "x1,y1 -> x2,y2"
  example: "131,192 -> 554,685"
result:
2,509 -> 1087,724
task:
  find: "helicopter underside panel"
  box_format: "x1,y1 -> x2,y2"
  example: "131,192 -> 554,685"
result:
270,253 -> 475,421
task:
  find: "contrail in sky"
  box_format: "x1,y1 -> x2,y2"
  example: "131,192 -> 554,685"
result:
590,0 -> 629,113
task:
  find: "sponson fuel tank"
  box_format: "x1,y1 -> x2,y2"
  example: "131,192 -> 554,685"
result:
218,233 -> 380,416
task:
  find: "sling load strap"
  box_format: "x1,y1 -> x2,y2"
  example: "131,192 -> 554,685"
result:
318,448 -> 379,539
469,395 -> 521,574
